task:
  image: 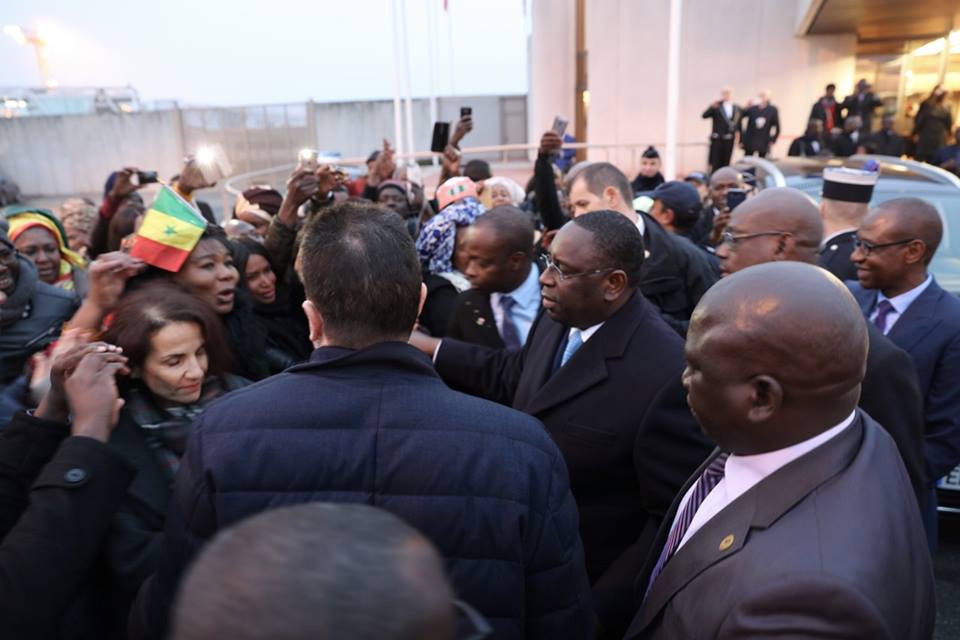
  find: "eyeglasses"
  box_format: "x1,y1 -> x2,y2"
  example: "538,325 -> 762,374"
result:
720,230 -> 792,248
538,254 -> 613,281
852,235 -> 918,256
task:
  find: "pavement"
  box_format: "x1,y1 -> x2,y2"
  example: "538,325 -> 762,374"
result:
936,519 -> 960,639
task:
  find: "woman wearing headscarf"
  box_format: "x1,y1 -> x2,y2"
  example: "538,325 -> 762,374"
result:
414,177 -> 485,336
3,207 -> 88,298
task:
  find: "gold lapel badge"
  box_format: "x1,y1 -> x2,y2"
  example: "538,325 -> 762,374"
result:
476,318 -> 486,326
719,534 -> 735,551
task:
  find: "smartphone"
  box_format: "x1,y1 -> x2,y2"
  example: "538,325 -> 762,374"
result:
136,170 -> 158,185
298,148 -> 319,172
551,115 -> 569,137
460,106 -> 472,118
726,188 -> 747,211
430,122 -> 451,153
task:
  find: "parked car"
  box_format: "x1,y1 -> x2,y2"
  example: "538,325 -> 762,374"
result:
733,154 -> 960,514
0,177 -> 21,207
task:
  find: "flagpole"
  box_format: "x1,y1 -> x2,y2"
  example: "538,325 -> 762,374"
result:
390,0 -> 406,158
400,0 -> 416,164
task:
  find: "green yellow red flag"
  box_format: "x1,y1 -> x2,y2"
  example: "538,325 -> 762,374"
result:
130,185 -> 207,272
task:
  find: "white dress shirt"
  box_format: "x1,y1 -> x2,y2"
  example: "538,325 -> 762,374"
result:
868,274 -> 932,335
490,265 -> 541,347
635,214 -> 646,238
673,410 -> 857,551
722,101 -> 733,121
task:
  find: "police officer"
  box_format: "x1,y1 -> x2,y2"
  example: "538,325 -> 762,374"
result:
818,166 -> 879,281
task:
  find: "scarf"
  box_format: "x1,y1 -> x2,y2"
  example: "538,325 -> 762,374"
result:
415,197 -> 485,275
6,210 -> 87,292
125,377 -> 228,484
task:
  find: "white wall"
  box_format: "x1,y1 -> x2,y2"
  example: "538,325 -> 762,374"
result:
528,0 -> 577,148
577,0 -> 857,176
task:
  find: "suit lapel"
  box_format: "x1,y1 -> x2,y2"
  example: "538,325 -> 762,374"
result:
466,293 -> 501,344
108,417 -> 171,517
631,416 -> 865,635
886,281 -> 944,353
518,292 -> 646,416
512,312 -> 566,410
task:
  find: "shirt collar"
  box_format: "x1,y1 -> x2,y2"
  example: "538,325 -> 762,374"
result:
507,263 -> 541,308
723,410 -> 857,498
574,322 -> 604,344
878,274 -> 932,314
635,213 -> 646,237
820,228 -> 857,249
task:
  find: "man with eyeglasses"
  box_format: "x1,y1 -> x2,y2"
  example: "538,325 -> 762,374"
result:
412,211 -> 713,636
0,227 -> 77,387
818,166 -> 879,282
848,197 -> 960,550
713,187 -> 927,522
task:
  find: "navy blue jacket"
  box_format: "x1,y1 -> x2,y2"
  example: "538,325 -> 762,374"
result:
848,278 -> 960,482
132,342 -> 593,640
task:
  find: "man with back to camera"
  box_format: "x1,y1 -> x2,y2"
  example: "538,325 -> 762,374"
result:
625,262 -> 935,640
849,197 -> 960,550
410,211 -> 713,635
714,187 -> 926,510
130,201 -> 594,640
447,205 -> 540,349
818,166 -> 879,282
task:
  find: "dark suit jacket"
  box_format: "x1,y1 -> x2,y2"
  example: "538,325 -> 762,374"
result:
865,129 -> 906,157
446,288 -> 505,348
818,230 -> 857,282
810,97 -> 840,129
626,413 -> 935,640
841,91 -> 883,133
831,132 -> 860,157
702,103 -> 742,139
435,291 -> 713,631
849,278 -> 960,482
739,104 -> 780,151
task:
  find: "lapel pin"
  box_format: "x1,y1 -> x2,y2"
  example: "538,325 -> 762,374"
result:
476,318 -> 485,326
830,244 -> 838,251
719,534 -> 735,551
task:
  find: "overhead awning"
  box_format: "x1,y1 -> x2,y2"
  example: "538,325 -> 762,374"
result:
798,0 -> 960,55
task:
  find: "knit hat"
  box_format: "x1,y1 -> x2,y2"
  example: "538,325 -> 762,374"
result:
437,177 -> 478,211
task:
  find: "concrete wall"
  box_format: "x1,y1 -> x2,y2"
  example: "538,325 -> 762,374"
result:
528,0 -> 578,147
0,95 -> 527,198
567,0 -> 857,176
0,110 -> 183,198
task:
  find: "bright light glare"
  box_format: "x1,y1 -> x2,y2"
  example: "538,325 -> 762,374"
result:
299,148 -> 316,161
195,146 -> 216,165
3,25 -> 27,45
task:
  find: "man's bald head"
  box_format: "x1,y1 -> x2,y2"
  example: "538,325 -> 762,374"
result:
171,503 -> 456,640
715,187 -> 822,276
684,262 -> 867,455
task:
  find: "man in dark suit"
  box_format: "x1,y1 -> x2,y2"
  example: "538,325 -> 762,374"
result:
818,166 -> 878,282
739,90 -> 779,157
702,88 -> 742,172
411,211 -> 713,635
447,206 -> 540,349
841,78 -> 884,136
849,197 -> 960,549
567,163 -> 718,332
626,262 -> 935,640
715,187 -> 926,505
831,116 -> 864,157
810,83 -> 840,133
865,114 -> 906,156
132,202 -> 594,640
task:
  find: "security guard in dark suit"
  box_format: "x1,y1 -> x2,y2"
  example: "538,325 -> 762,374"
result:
818,166 -> 878,282
702,89 -> 742,172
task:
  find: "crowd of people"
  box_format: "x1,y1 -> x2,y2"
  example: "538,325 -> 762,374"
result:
703,79 -> 960,171
0,100 -> 955,640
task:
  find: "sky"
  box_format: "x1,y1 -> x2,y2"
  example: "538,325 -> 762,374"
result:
0,0 -> 530,106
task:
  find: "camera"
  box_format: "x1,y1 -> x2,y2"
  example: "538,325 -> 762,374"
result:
136,170 -> 158,185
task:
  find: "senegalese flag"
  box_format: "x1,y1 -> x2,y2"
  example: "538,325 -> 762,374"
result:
130,185 -> 207,272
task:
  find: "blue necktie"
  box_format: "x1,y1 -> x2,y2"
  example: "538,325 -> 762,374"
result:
560,329 -> 583,367
499,295 -> 522,351
873,299 -> 895,334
